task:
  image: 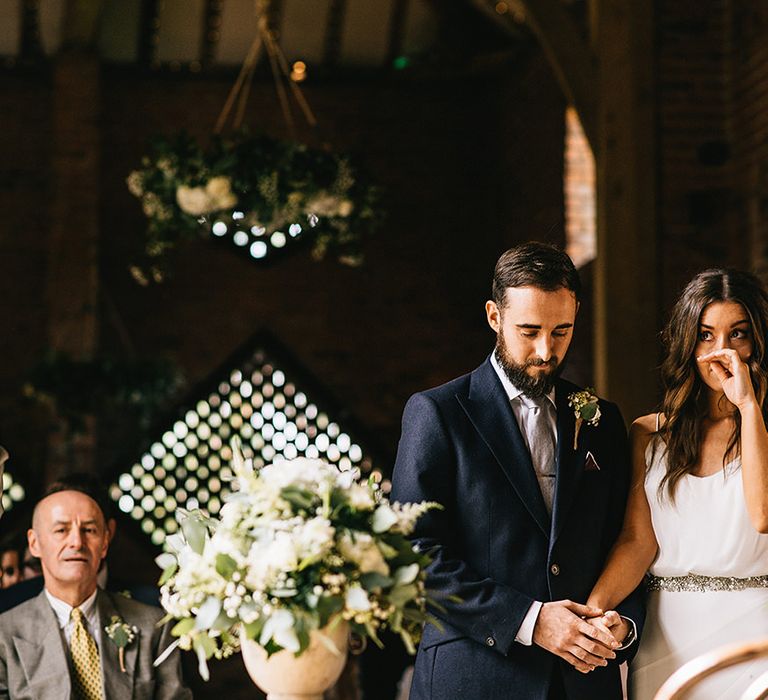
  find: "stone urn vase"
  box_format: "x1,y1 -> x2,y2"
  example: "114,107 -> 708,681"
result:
240,621 -> 349,700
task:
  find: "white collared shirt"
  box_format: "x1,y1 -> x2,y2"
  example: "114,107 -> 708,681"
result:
490,352 -> 551,645
45,587 -> 102,648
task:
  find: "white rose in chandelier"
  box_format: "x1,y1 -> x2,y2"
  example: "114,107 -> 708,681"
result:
176,185 -> 212,216
176,176 -> 238,216
205,176 -> 238,209
304,191 -> 344,218
337,199 -> 354,217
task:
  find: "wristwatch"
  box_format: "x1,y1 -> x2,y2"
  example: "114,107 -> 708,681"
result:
616,616 -> 637,650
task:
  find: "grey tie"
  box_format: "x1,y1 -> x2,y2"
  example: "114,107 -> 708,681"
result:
520,395 -> 557,515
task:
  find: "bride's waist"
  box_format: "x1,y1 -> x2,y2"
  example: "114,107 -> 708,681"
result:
647,572 -> 768,592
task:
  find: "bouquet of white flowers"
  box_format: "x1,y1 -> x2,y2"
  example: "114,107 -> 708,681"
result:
155,439 -> 440,679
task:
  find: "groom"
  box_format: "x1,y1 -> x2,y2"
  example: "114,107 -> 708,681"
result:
391,242 -> 645,699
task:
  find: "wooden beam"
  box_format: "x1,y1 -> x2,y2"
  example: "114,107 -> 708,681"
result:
200,0 -> 224,69
137,0 -> 160,67
593,0 -> 658,418
61,0 -> 104,51
516,0 -> 599,153
323,0 -> 347,68
466,0 -> 526,38
386,0 -> 409,67
20,0 -> 43,58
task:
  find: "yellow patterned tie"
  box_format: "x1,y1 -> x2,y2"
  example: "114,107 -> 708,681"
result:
70,607 -> 104,700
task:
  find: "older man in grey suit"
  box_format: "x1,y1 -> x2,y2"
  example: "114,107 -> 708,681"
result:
0,484 -> 191,699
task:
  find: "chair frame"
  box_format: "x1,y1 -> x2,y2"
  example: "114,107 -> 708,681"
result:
654,639 -> 768,700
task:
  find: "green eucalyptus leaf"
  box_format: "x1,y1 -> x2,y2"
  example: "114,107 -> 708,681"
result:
194,632 -> 217,660
181,517 -> 206,555
242,619 -> 265,642
360,572 -> 393,591
171,618 -> 196,637
215,553 -> 237,578
158,562 -> 177,586
388,583 -> 418,607
280,486 -> 315,511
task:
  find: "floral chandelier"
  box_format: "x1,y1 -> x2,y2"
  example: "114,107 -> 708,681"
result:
127,0 -> 381,284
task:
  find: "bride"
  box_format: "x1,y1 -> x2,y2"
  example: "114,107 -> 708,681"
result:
587,268 -> 768,699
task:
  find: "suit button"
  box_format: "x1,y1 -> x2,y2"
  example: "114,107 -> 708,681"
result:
550,563 -> 560,576
486,636 -> 495,647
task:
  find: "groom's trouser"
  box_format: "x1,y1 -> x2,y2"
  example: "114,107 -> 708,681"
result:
547,672 -> 567,700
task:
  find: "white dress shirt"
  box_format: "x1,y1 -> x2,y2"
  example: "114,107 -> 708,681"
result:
45,587 -> 102,648
490,353 -> 551,645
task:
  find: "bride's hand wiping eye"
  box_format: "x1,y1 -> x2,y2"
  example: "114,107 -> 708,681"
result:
696,348 -> 755,408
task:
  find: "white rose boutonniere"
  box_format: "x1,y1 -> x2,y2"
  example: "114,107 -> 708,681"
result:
567,387 -> 601,450
105,615 -> 138,673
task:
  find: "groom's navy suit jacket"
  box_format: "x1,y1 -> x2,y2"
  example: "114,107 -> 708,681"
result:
391,359 -> 645,700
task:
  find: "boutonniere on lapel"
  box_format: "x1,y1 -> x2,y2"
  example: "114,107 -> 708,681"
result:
105,615 -> 138,673
567,387 -> 601,450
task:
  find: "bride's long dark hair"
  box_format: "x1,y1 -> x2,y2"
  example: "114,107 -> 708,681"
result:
658,269 -> 768,499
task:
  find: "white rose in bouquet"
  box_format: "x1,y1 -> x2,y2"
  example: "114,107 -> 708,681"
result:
156,439 -> 441,678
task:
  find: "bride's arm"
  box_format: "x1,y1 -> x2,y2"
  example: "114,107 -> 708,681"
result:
739,398 -> 768,532
586,416 -> 658,612
699,348 -> 768,533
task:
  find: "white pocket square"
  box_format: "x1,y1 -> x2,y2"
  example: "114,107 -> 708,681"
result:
584,451 -> 601,471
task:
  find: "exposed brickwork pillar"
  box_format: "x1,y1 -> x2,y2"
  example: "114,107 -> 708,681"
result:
564,107 -> 596,269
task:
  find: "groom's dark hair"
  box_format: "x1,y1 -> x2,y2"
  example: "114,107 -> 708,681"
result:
492,241 -> 581,307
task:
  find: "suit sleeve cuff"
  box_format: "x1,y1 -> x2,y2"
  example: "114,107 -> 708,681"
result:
514,601 -> 543,646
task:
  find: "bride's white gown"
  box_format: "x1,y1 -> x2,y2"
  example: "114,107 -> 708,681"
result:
629,437 -> 768,699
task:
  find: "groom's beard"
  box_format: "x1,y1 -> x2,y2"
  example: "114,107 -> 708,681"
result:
495,333 -> 563,399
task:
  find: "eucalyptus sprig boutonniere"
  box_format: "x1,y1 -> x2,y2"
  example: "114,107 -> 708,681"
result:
105,616 -> 138,673
568,388 -> 601,450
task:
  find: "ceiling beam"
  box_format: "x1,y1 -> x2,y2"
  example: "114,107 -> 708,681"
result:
470,0 -> 598,154
61,0 -> 104,51
514,0 -> 598,151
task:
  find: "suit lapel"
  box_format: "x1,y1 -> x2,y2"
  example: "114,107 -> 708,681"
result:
97,590 -> 136,700
552,381 -> 587,542
14,592 -> 71,700
458,359 -> 550,536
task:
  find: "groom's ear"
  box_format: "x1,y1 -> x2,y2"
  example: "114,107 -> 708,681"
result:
486,300 -> 501,332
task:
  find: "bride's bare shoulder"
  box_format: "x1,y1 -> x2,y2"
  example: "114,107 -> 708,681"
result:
630,413 -> 661,438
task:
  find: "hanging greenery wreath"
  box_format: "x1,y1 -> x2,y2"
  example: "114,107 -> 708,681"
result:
126,0 -> 383,285
127,130 -> 381,284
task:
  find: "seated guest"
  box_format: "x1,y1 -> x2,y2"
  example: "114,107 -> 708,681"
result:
0,445 -> 8,518
21,544 -> 43,581
0,473 -> 159,614
0,542 -> 43,614
0,534 -> 24,588
0,485 -> 191,699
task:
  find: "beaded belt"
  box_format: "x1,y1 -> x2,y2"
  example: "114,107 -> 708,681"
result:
646,573 -> 768,593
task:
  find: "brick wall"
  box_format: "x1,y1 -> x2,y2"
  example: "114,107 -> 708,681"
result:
656,0 -> 746,311
731,3 -> 768,280
0,48 -> 568,501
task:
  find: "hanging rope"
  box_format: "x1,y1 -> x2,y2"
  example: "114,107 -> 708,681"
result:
214,0 -> 317,137
214,30 -> 263,134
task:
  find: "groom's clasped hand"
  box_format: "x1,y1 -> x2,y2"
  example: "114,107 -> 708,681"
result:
532,599 -> 623,674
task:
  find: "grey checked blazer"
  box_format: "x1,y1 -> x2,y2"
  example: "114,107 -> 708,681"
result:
0,588 -> 191,699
